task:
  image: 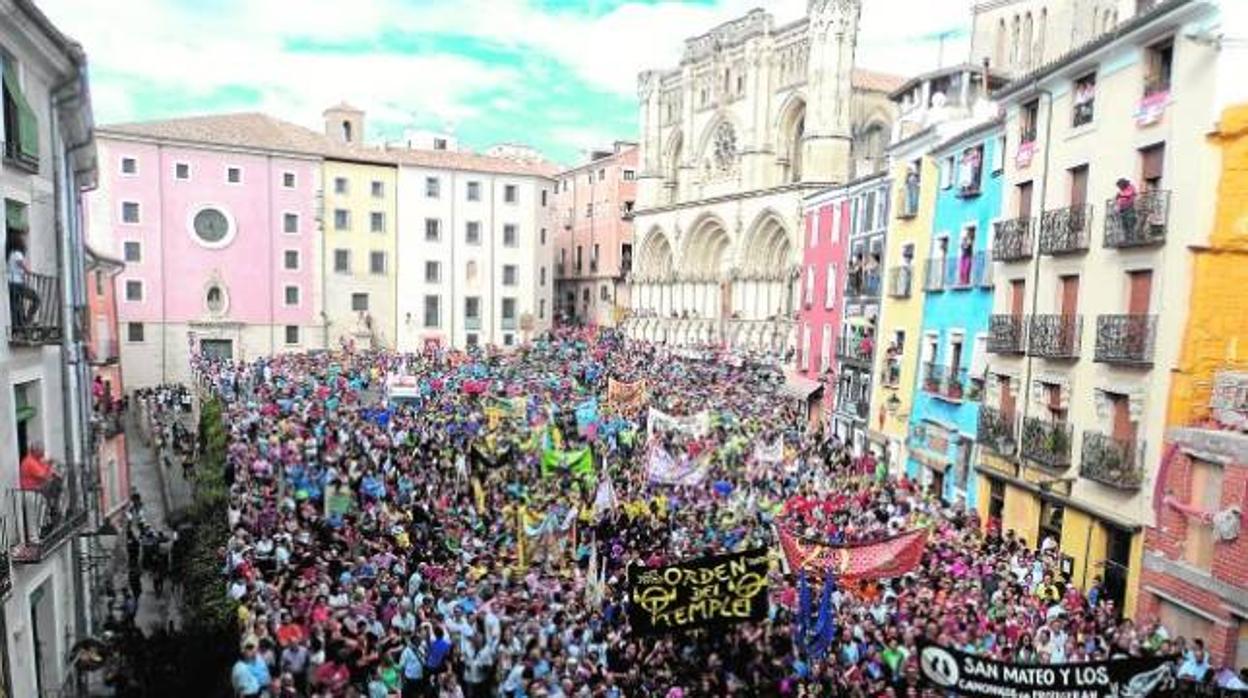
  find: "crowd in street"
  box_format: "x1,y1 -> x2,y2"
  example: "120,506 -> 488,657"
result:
201,329 -> 1246,697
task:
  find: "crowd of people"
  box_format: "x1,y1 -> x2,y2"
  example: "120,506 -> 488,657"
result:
198,329 -> 1245,697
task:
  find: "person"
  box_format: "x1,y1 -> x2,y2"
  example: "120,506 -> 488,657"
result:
19,445 -> 63,529
6,229 -> 38,328
231,642 -> 263,698
1114,178 -> 1138,238
904,166 -> 920,214
958,228 -> 975,286
1178,639 -> 1212,682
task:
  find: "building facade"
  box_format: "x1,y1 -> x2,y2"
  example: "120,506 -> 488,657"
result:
89,114 -> 327,387
85,247 -> 128,519
977,0 -> 1246,617
553,142 -> 637,327
796,187 -> 850,412
969,0 -> 1130,78
624,1 -> 902,356
906,121 -> 1002,508
0,1 -> 98,695
393,150 -> 556,351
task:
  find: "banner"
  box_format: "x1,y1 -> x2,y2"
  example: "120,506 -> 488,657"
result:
752,438 -> 784,464
777,527 -> 927,584
917,642 -> 1177,698
647,408 -> 711,441
627,548 -> 769,634
541,447 -> 594,481
607,378 -> 648,410
646,445 -> 708,486
575,398 -> 599,431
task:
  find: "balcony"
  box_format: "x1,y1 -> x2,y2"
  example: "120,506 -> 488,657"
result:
1080,431 -> 1144,490
1039,204 -> 1091,255
501,316 -> 518,331
1020,417 -> 1073,470
1094,314 -> 1157,366
1104,189 -> 1169,248
89,338 -> 120,365
923,259 -> 945,292
845,271 -> 881,299
977,405 -> 1017,455
464,316 -> 482,331
880,357 -> 901,388
9,486 -> 88,564
886,266 -> 913,298
93,411 -> 125,442
1027,314 -> 1081,359
837,334 -> 874,367
897,183 -> 920,219
7,271 -> 62,346
988,315 -> 1026,355
949,253 -> 990,289
993,216 -> 1034,262
921,362 -> 977,402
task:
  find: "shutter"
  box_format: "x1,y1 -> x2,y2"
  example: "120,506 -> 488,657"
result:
5,199 -> 28,230
3,62 -> 39,165
1140,144 -> 1165,181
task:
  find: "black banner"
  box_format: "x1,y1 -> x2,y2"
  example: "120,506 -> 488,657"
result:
627,548 -> 769,635
918,642 -> 1178,698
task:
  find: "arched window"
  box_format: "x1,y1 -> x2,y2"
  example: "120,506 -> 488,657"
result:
1022,13 -> 1034,69
342,120 -> 353,143
1011,15 -> 1021,67
711,122 -> 737,172
995,19 -> 1007,67
790,115 -> 805,183
1037,9 -> 1047,63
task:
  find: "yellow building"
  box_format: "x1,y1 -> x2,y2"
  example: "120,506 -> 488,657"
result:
321,156 -> 398,349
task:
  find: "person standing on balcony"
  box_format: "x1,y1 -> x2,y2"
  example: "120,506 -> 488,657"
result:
19,444 -> 62,529
958,228 -> 975,286
6,229 -> 38,327
905,165 -> 920,214
1114,178 -> 1138,234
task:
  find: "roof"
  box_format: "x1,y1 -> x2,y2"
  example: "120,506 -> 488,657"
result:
852,68 -> 907,94
323,102 -> 364,114
888,63 -> 1010,100
931,115 -> 1004,155
993,0 -> 1194,101
98,112 -> 559,178
781,372 -> 824,400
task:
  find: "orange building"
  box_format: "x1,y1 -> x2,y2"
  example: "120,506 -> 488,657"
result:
86,247 -> 130,518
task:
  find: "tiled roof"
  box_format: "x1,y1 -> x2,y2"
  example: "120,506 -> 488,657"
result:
98,112 -> 559,177
852,68 -> 907,94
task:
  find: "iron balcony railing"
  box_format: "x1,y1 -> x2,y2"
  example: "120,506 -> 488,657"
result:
921,362 -> 971,401
897,183 -> 921,219
887,266 -> 913,298
845,271 -> 881,299
880,357 -> 902,388
988,314 -> 1026,354
1039,204 -> 1092,255
1080,431 -> 1145,490
501,316 -> 518,331
1028,314 -> 1082,359
7,271 -> 62,346
1104,189 -> 1170,248
923,259 -> 945,292
464,316 -> 483,331
993,216 -> 1034,262
837,335 -> 874,367
1021,417 -> 1074,470
93,411 -> 125,442
1094,314 -> 1157,366
10,485 -> 88,564
977,405 -> 1018,455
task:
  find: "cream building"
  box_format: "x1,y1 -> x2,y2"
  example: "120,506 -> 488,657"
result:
969,0 -> 1135,78
625,1 -> 902,355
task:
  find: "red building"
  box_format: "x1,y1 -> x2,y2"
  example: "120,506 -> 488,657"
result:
796,187 -> 851,414
85,247 -> 130,518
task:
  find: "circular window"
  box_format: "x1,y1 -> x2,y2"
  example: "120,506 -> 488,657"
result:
188,206 -> 236,248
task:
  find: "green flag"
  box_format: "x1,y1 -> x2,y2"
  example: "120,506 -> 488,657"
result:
541,447 -> 594,480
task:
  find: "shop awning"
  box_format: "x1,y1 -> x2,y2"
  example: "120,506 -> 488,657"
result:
780,373 -> 824,401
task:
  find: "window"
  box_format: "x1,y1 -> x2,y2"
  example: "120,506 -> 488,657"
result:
503,224 -> 518,247
820,324 -> 833,372
123,241 -> 141,262
1072,73 -> 1096,126
1144,38 -> 1173,96
1140,142 -> 1165,189
334,209 -> 350,231
285,325 -> 300,345
958,144 -> 984,196
600,285 -> 610,301
425,218 -> 441,242
284,213 -> 299,234
585,203 -> 594,218
2,58 -> 40,170
825,263 -> 837,309
333,249 -> 350,273
992,135 -> 1006,172
1020,99 -> 1039,143
127,322 -> 144,342
284,285 -> 300,305
1184,458 -> 1222,570
540,228 -> 547,245
465,296 -> 481,320
120,157 -> 137,175
370,211 -> 385,233
800,324 -> 812,371
371,180 -> 384,198
598,169 -> 606,182
540,189 -> 547,207
504,333 -> 515,347
425,177 -> 440,198
467,181 -> 481,201
466,333 -> 479,347
433,137 -> 448,150
351,293 -> 369,312
370,251 -> 387,275
501,297 -> 517,321
466,221 -> 481,245
283,250 -> 299,270
503,264 -> 518,286
175,162 -> 190,180
504,184 -> 517,203
804,266 -> 815,306
940,157 -> 954,188
623,169 -> 635,181
226,166 -> 241,184
125,280 -> 142,301
423,295 -> 440,328
425,261 -> 440,283
540,266 -> 546,286
122,201 -> 141,224
334,177 -> 348,194
282,172 -> 296,188
539,299 -> 546,319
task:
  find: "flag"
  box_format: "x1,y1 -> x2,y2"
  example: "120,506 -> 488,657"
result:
541,447 -> 594,481
778,527 -> 928,584
593,475 -> 618,519
575,398 -> 599,432
753,438 -> 784,464
645,445 -> 708,486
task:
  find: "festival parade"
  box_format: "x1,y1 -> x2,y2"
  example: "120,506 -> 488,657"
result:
3,0 -> 1248,696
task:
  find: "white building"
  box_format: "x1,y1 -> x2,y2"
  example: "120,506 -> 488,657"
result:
0,1 -> 98,696
394,150 -> 557,351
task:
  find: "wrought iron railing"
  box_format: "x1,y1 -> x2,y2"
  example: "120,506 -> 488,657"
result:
845,272 -> 882,299
1094,314 -> 1157,366
887,266 -> 913,298
1027,314 -> 1081,359
9,485 -> 88,564
838,335 -> 874,366
7,271 -> 62,346
1080,431 -> 1144,490
993,216 -> 1034,262
922,362 -> 971,401
464,316 -> 483,331
1104,189 -> 1170,248
988,314 -> 1026,354
977,405 -> 1017,455
1039,204 -> 1092,255
948,253 -> 990,289
923,259 -> 945,292
1021,417 -> 1074,470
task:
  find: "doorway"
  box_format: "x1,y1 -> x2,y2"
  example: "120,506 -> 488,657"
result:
30,578 -> 55,696
200,339 -> 234,362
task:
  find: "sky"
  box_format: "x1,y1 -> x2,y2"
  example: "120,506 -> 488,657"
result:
39,0 -> 973,166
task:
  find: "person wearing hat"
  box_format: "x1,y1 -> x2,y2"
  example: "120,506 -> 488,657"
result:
231,641 -> 263,698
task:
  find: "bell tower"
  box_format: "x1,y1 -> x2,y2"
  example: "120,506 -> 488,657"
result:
803,0 -> 862,184
323,102 -> 365,146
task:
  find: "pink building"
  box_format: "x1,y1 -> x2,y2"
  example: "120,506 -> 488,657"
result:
553,142 -> 637,327
796,188 -> 850,411
86,114 -> 327,387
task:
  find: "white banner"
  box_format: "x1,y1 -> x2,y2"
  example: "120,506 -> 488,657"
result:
647,407 -> 711,441
646,445 -> 708,486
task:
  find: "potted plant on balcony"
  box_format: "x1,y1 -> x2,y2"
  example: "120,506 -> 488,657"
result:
1045,426 -> 1069,463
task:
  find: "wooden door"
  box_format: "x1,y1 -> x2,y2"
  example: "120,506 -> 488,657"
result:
999,376 -> 1016,418
1127,270 -> 1153,314
1059,275 -> 1080,316
1070,166 -> 1088,206
1110,393 -> 1135,442
1018,181 -> 1034,217
1010,279 -> 1026,316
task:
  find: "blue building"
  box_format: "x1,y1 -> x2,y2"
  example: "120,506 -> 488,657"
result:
905,118 -> 1003,507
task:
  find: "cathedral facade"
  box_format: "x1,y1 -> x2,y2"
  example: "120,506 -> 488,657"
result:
625,0 -> 901,355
